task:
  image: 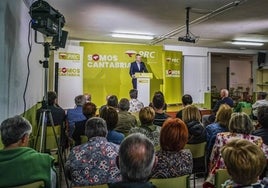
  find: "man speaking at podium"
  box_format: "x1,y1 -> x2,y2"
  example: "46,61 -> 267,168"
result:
129,54 -> 148,89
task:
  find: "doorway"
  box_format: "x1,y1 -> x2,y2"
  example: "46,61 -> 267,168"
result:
211,53 -> 253,107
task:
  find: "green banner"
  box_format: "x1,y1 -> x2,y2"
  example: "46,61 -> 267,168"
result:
163,50 -> 182,104
80,42 -> 163,107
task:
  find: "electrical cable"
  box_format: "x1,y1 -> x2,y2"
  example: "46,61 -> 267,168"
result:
23,20 -> 32,117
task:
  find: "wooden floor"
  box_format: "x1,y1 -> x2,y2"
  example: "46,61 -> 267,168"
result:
166,104 -> 212,118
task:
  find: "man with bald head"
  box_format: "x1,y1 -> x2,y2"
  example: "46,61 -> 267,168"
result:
212,89 -> 234,113
109,133 -> 157,188
203,89 -> 234,126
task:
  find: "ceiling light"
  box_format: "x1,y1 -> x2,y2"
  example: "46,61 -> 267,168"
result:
112,33 -> 154,40
231,41 -> 264,46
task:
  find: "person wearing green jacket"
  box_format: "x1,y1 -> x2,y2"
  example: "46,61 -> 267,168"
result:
234,97 -> 252,113
0,115 -> 57,188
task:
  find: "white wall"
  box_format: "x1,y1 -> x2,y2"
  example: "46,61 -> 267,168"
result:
229,60 -> 252,91
183,56 -> 208,103
0,0 -> 44,122
211,58 -> 229,90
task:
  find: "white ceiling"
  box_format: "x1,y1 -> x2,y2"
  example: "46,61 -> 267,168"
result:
29,0 -> 268,50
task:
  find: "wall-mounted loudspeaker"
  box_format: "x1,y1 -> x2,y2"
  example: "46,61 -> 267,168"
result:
258,52 -> 266,67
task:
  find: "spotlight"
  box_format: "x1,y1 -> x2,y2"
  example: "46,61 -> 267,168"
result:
29,0 -> 65,37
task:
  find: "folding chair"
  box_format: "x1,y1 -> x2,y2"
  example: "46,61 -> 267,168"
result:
150,175 -> 190,188
72,184 -> 108,188
10,180 -> 45,188
215,169 -> 230,188
184,142 -> 207,188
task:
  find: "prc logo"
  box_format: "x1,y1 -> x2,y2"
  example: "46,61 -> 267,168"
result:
125,50 -> 137,57
59,52 -> 80,60
61,67 -> 67,73
59,53 -> 67,59
166,57 -> 171,62
92,54 -> 100,61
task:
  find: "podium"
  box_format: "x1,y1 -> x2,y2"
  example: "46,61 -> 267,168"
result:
135,73 -> 153,106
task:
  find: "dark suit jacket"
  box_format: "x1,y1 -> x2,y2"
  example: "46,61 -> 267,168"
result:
129,61 -> 148,77
212,97 -> 234,113
72,119 -> 87,146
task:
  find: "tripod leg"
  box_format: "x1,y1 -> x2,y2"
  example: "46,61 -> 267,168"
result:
34,112 -> 43,149
39,111 -> 47,153
47,112 -> 70,188
35,110 -> 47,153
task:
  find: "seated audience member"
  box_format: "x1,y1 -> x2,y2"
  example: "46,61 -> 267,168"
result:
0,116 -> 56,188
99,95 -> 119,114
37,91 -> 66,127
205,104 -> 232,157
149,91 -> 167,111
151,118 -> 193,178
84,93 -> 91,102
109,133 -> 157,188
253,106 -> 268,145
233,96 -> 252,113
182,105 -> 206,173
212,89 -> 234,113
182,105 -> 206,144
100,106 -> 124,145
66,95 -> 87,137
205,112 -> 268,185
66,117 -> 121,186
99,95 -> 111,114
115,98 -> 138,135
252,92 -> 268,119
37,91 -> 67,149
221,139 -> 267,188
129,107 -> 161,147
152,93 -> 170,126
72,102 -> 97,146
203,89 -> 233,126
176,94 -> 193,119
128,89 -> 144,113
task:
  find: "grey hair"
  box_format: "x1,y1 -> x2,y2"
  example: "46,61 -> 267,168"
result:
119,133 -> 155,182
85,117 -> 108,139
228,112 -> 253,134
75,95 -> 86,106
0,115 -> 32,147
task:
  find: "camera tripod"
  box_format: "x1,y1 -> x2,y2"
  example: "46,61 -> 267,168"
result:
34,42 -> 69,188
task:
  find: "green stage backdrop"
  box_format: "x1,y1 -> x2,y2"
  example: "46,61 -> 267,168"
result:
163,50 -> 183,104
80,42 -> 182,107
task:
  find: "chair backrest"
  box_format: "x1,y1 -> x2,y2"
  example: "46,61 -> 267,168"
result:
215,169 -> 231,188
150,175 -> 190,188
81,135 -> 88,144
0,136 -> 4,150
241,107 -> 252,116
34,125 -> 61,160
10,180 -> 45,188
184,142 -> 206,158
72,184 -> 108,188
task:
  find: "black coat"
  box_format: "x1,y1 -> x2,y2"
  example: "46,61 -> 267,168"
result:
186,120 -> 207,144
